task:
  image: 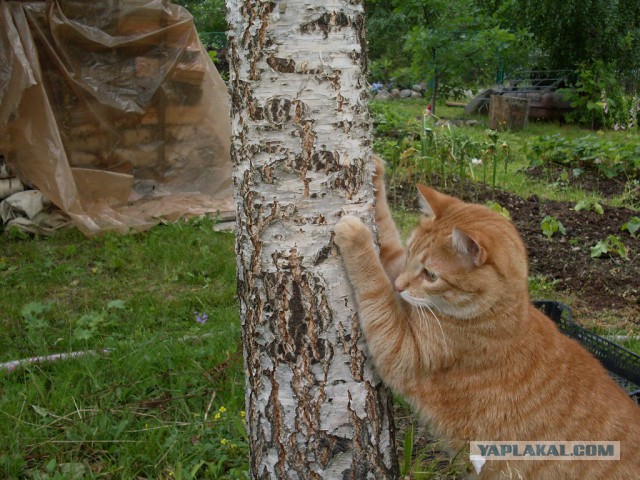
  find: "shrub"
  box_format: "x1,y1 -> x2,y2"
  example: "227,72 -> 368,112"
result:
529,134 -> 640,180
560,61 -> 639,130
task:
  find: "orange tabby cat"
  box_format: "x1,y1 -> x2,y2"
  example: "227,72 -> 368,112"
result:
334,156 -> 640,479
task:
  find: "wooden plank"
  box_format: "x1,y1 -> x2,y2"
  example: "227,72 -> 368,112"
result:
170,59 -> 206,85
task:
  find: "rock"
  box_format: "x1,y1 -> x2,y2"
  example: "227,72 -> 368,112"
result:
412,84 -> 423,92
390,89 -> 400,99
0,178 -> 24,200
375,90 -> 391,100
399,89 -> 413,98
419,82 -> 428,92
410,91 -> 423,99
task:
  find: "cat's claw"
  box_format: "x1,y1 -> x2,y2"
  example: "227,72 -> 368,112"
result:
371,154 -> 386,180
334,215 -> 371,250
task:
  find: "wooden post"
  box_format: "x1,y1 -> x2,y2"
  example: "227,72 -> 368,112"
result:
489,94 -> 530,131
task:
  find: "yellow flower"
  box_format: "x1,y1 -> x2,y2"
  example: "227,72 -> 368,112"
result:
220,438 -> 228,445
219,406 -> 227,413
240,410 -> 245,417
214,413 -> 221,420
231,444 -> 237,449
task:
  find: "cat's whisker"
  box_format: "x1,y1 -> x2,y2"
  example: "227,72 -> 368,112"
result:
423,301 -> 448,352
411,301 -> 448,353
416,305 -> 433,345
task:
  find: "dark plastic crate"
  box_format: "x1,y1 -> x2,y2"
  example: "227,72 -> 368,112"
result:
533,301 -> 640,404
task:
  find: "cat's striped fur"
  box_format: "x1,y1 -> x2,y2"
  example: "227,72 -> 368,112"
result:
334,155 -> 640,479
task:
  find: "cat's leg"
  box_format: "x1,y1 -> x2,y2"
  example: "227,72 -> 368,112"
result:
371,155 -> 405,281
335,215 -> 421,395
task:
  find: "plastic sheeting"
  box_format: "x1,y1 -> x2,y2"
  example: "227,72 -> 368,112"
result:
0,0 -> 233,235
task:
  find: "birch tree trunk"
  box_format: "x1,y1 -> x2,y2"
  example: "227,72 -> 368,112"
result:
226,1 -> 399,478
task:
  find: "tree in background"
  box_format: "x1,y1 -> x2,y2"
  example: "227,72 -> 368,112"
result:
518,0 -> 640,77
172,0 -> 227,34
365,1 -> 532,101
367,0 -> 531,112
364,0 -> 413,85
405,2 -> 531,107
365,0 -> 639,102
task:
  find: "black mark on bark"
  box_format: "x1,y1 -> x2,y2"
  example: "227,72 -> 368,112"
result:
265,97 -> 293,124
301,11 -> 352,38
289,281 -> 309,351
267,56 -> 296,73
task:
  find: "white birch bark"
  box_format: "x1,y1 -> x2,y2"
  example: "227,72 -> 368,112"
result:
226,1 -> 399,478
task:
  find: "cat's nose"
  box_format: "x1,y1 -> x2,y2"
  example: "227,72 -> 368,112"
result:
395,282 -> 404,293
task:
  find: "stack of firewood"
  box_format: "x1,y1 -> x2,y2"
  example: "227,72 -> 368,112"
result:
47,0 -> 210,176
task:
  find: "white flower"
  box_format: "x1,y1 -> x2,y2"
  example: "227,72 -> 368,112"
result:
471,158 -> 482,166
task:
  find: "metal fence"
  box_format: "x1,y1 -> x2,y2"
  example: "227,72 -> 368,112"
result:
199,31 -> 227,50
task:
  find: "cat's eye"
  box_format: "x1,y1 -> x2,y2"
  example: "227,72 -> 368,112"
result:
422,268 -> 438,283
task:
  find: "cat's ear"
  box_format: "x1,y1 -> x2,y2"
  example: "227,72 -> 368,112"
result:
417,184 -> 444,218
452,228 -> 487,267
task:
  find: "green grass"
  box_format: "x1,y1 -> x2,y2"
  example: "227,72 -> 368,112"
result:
0,218 -> 247,479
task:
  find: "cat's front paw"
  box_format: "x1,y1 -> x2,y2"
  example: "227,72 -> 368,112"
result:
334,215 -> 371,251
372,154 -> 386,182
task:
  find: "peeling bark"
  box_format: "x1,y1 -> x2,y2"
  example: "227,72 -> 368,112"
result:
227,1 -> 398,478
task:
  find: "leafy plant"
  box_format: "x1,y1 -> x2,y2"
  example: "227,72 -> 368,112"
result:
547,171 -> 570,190
486,201 -> 511,220
574,199 -> 604,215
5,225 -> 30,241
621,216 -> 640,237
401,421 -> 415,477
560,61 -> 624,130
528,133 -> 640,180
172,0 -> 228,34
540,216 -> 566,239
528,275 -> 561,298
590,235 -> 629,259
21,301 -> 51,338
73,300 -> 125,341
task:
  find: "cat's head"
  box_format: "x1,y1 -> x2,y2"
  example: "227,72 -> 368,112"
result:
395,185 -> 528,320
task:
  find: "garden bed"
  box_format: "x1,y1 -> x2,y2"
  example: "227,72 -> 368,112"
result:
525,165 -> 639,202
